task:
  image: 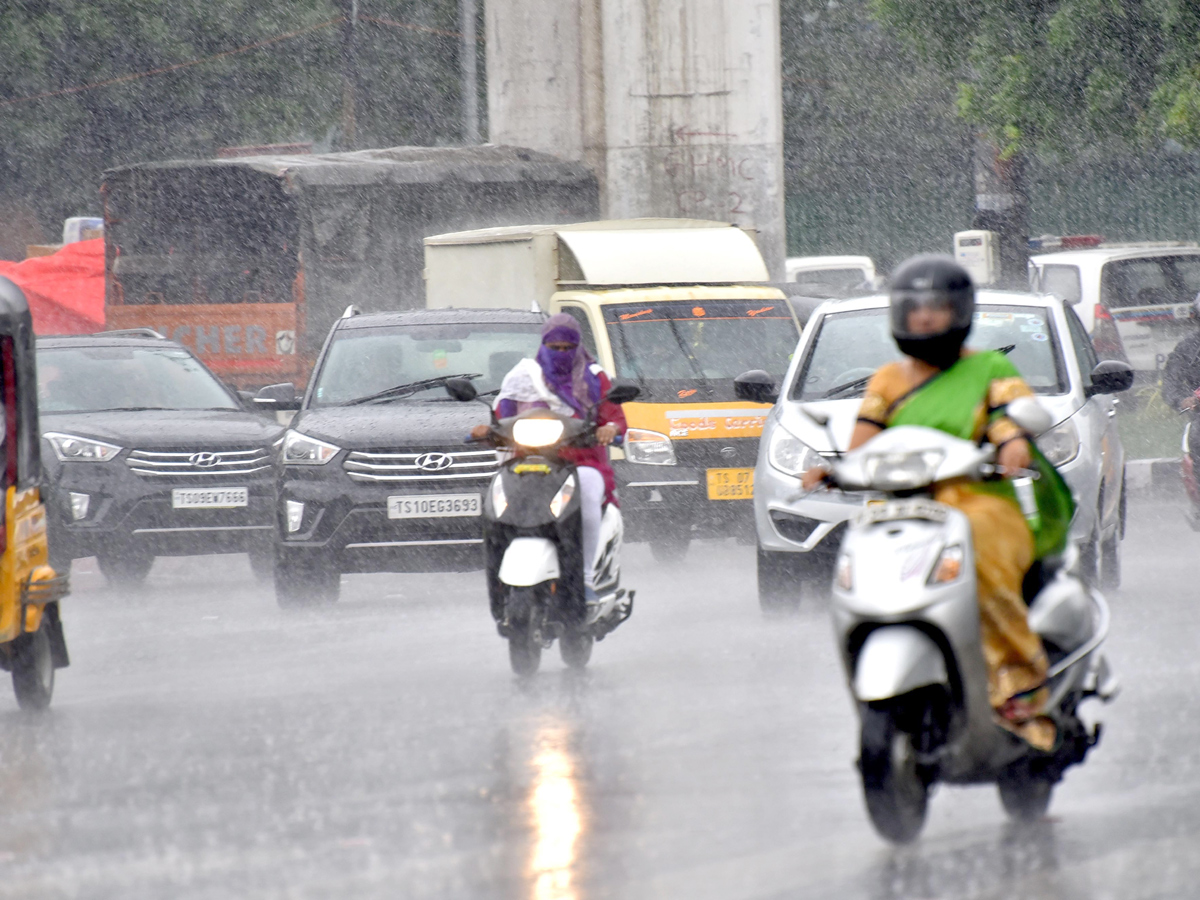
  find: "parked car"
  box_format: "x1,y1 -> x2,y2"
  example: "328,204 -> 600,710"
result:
1029,245 -> 1200,372
271,307 -> 545,606
785,255 -> 877,298
37,330 -> 284,586
744,291 -> 1133,611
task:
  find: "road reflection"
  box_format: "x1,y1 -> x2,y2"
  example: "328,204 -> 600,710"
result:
528,719 -> 584,900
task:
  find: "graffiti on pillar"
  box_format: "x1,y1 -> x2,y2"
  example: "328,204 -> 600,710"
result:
661,129 -> 757,219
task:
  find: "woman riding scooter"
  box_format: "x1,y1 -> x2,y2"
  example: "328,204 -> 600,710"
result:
471,314 -> 627,615
803,256 -> 1073,751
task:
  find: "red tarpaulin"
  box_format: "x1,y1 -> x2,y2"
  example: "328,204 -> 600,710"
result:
0,239 -> 105,334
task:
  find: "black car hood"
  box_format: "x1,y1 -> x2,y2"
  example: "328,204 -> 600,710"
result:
40,408 -> 284,449
292,402 -> 492,450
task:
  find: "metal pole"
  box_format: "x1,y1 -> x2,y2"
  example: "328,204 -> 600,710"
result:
460,0 -> 479,144
339,0 -> 359,150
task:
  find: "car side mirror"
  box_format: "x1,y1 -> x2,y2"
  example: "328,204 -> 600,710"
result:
237,390 -> 256,405
444,377 -> 478,402
607,381 -> 641,405
734,370 -> 778,405
254,382 -> 300,410
1006,396 -> 1053,436
1086,360 -> 1134,396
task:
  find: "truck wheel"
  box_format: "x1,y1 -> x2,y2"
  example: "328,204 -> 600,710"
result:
11,629 -> 54,711
97,551 -> 154,587
757,547 -> 805,614
859,705 -> 929,844
274,552 -> 340,608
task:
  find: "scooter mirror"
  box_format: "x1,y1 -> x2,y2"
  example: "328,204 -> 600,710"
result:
733,370 -> 778,405
1006,396 -> 1053,435
444,378 -> 478,402
607,381 -> 641,405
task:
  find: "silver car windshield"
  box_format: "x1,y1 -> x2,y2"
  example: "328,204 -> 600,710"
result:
792,305 -> 1067,400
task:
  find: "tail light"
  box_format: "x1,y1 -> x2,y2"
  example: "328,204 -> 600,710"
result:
1092,304 -> 1130,363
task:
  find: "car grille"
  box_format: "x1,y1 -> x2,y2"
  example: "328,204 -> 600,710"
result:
126,447 -> 272,477
342,448 -> 500,483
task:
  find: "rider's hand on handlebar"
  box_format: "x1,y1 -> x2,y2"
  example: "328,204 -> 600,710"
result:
1182,395 -> 1200,411
800,466 -> 830,490
470,424 -> 492,441
596,423 -> 619,446
997,437 -> 1033,474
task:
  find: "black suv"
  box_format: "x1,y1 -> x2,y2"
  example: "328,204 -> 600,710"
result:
272,308 -> 544,606
38,331 -> 284,585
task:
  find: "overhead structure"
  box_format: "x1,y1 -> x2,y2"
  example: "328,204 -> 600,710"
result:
485,0 -> 786,279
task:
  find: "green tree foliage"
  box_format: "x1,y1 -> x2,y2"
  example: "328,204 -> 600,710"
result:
0,1 -> 474,244
870,0 -> 1200,156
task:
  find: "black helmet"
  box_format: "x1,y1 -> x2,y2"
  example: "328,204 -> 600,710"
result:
889,255 -> 975,369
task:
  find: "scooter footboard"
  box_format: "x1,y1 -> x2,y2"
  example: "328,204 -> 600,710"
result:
498,538 -> 561,586
854,625 -> 949,702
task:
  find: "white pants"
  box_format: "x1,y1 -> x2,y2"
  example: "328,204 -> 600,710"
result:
578,466 -> 605,589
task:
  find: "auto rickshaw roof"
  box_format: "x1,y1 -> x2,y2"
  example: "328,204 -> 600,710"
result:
103,145 -> 594,190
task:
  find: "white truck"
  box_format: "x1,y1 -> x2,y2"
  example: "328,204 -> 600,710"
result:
423,219 -> 800,556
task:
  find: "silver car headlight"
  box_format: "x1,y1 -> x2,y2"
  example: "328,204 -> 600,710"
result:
1036,418 -> 1080,467
766,424 -> 821,477
282,430 -> 340,465
44,432 -> 122,462
624,428 -> 676,465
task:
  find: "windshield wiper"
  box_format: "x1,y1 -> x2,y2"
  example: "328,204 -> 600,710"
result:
822,375 -> 873,399
90,406 -> 173,412
343,374 -> 482,406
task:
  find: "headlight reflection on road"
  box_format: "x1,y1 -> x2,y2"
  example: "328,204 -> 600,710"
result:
529,723 -> 583,900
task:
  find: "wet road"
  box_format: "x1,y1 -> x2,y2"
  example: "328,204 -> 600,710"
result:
2,498 -> 1198,899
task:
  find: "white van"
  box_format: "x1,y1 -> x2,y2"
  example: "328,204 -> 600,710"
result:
784,255 -> 876,298
1029,245 -> 1200,371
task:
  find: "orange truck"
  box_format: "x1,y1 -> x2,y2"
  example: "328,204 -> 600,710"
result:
102,146 -> 598,389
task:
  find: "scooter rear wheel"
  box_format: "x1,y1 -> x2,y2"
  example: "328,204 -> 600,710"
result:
859,705 -> 928,844
559,630 -> 593,669
997,762 -> 1054,821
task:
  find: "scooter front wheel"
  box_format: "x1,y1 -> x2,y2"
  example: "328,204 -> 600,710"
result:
505,588 -> 542,676
859,705 -> 929,844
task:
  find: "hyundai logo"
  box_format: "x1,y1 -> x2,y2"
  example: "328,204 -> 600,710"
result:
415,452 -> 454,472
189,452 -> 220,468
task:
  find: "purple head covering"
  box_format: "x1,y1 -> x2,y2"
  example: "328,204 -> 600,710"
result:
536,313 -> 601,414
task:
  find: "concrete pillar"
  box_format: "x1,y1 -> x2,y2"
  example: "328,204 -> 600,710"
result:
486,0 -> 786,279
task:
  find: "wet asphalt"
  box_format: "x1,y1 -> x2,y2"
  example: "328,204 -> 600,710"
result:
0,498 -> 1198,899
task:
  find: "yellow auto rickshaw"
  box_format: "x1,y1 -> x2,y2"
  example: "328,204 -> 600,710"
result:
0,276 -> 69,709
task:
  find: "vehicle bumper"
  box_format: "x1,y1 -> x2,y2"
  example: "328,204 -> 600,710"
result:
276,469 -> 489,573
614,460 -> 755,542
46,464 -> 275,561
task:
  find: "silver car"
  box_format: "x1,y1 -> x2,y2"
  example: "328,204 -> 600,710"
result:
740,291 -> 1133,611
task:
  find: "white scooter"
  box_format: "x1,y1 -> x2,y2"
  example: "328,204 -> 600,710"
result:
446,378 -> 638,675
812,398 -> 1118,842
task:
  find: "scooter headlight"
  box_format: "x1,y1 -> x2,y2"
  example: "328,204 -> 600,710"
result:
512,417 -> 565,448
928,544 -> 964,585
1036,418 -> 1080,466
835,551 -> 853,592
549,474 -> 576,518
624,428 -> 676,465
863,450 -> 945,490
490,476 -> 508,517
767,424 -> 821,477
